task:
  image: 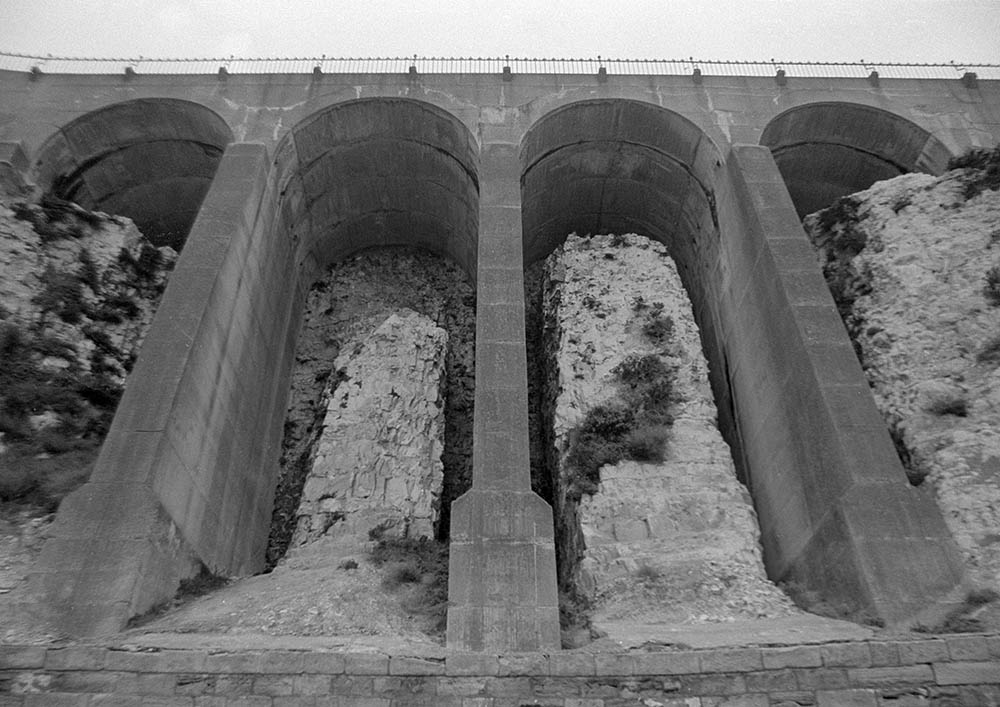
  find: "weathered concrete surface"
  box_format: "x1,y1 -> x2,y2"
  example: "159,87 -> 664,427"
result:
274,98 -> 480,281
720,146 -> 967,623
447,142 -> 560,652
291,310 -> 448,546
2,70 -> 998,163
543,234 -> 799,638
24,142 -> 292,637
804,169 -> 1000,590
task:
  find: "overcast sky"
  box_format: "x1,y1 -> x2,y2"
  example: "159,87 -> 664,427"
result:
1,0 -> 998,64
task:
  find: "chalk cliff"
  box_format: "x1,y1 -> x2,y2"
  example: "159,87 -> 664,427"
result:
291,310 -> 447,546
542,234 -> 798,638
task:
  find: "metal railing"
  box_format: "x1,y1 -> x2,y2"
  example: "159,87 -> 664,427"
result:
2,51 -> 998,80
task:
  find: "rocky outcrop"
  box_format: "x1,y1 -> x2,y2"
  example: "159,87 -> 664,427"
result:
543,234 -> 797,634
0,193 -> 175,504
0,197 -> 174,377
804,164 -> 1000,590
291,310 -> 447,546
267,248 -> 475,565
0,193 -> 175,636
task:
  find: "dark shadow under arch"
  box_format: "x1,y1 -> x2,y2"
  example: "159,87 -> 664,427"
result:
273,97 -> 479,284
33,98 -> 233,250
760,102 -> 952,217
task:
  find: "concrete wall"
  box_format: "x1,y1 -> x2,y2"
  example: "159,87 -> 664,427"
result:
4,68 -> 997,643
718,146 -> 966,622
24,142 -> 298,636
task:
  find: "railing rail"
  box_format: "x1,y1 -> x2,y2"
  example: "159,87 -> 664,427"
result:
2,51 -> 998,79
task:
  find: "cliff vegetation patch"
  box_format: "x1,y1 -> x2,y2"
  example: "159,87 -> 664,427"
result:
0,194 -> 175,512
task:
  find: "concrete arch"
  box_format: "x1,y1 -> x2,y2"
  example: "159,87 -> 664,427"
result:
519,100 -> 725,407
272,97 -> 479,284
760,102 -> 953,217
32,98 -> 233,250
520,98 -> 732,582
521,99 -> 722,269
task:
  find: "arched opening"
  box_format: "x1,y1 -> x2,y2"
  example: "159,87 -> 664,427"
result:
266,98 -> 480,573
32,98 -> 232,250
274,97 -> 478,282
520,100 -> 723,437
519,99 -> 791,633
760,102 -> 952,217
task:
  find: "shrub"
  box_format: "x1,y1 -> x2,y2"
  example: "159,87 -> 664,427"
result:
34,265 -> 87,323
135,243 -> 163,281
967,587 -> 999,605
78,248 -> 101,293
635,564 -> 661,582
32,334 -> 77,361
565,353 -> 677,498
614,353 -> 669,389
39,194 -> 104,228
565,403 -> 636,496
0,465 -> 41,504
383,562 -> 422,588
976,334 -> 1000,365
816,195 -> 865,239
177,566 -> 229,598
369,537 -> 448,632
984,266 -> 1000,305
625,425 -> 669,462
926,395 -> 969,417
947,144 -> 1000,200
93,292 -> 140,322
888,423 -> 924,486
642,312 -> 674,344
614,353 -> 674,422
0,447 -> 97,511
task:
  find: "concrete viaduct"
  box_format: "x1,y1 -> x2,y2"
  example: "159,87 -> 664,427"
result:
1,61 -> 998,651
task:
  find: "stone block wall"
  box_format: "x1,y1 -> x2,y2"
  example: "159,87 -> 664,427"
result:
1,636 -> 998,705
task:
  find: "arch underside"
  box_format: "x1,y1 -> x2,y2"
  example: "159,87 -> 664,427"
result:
760,102 -> 952,218
520,100 -> 721,268
276,99 -> 479,282
33,99 -> 232,250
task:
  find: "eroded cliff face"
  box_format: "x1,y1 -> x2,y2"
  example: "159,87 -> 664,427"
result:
291,310 -> 448,546
0,192 -> 175,625
804,163 -> 1000,590
542,234 -> 798,636
266,248 -> 475,565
